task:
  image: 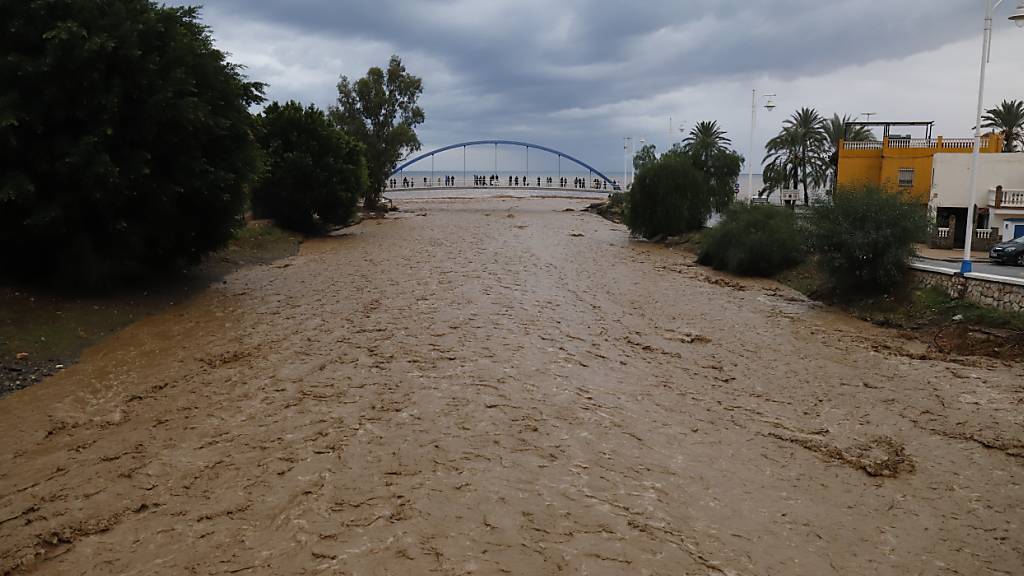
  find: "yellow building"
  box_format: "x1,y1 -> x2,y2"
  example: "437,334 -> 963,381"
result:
837,121 -> 1003,204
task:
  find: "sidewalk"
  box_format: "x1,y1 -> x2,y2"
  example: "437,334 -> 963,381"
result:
914,244 -> 990,263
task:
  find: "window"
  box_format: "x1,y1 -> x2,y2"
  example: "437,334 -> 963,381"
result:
898,168 -> 914,188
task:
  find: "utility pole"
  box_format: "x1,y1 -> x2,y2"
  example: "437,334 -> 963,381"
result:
961,0 -> 1024,272
747,90 -> 776,201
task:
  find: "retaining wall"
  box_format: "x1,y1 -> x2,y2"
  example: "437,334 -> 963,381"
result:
910,264 -> 1024,312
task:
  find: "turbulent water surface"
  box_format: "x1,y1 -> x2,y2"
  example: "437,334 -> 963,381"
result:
0,198 -> 1021,575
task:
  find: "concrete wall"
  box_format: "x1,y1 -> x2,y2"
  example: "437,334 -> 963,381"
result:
929,153 -> 1024,209
911,266 -> 1024,313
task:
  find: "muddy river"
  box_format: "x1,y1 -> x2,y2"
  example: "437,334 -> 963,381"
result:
0,198 -> 1021,575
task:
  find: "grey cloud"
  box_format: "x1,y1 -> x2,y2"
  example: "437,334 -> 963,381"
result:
174,0 -> 1017,169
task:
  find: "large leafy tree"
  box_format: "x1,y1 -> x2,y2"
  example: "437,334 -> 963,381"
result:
331,55 -> 424,210
626,138 -> 742,239
633,143 -> 657,172
808,185 -> 928,295
681,121 -> 732,166
253,101 -> 367,233
763,107 -> 830,205
823,114 -> 876,191
0,0 -> 263,286
625,153 -> 713,239
982,99 -> 1024,152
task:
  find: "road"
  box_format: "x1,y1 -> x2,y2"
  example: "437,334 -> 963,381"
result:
913,255 -> 1024,280
0,198 -> 1021,575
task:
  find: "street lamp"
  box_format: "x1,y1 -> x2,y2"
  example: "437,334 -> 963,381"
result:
747,89 -> 776,203
1012,0 -> 1024,26
623,137 -> 632,190
633,138 -> 645,185
961,0 -> 1022,273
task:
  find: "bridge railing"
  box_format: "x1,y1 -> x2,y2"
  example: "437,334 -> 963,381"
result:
386,174 -> 616,192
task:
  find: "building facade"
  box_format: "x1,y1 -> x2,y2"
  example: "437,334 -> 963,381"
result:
837,133 -> 1003,204
929,153 -> 1024,247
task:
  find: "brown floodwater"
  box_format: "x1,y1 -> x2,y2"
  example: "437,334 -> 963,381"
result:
0,198 -> 1021,575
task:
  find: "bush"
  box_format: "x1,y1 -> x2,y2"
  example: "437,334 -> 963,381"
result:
253,101 -> 367,233
625,153 -> 722,239
698,204 -> 805,276
0,1 -> 263,286
807,185 -> 928,295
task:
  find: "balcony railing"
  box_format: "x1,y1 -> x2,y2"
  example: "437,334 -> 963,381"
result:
841,136 -> 993,151
939,138 -> 976,149
843,141 -> 882,150
887,138 -> 933,149
989,188 -> 1024,208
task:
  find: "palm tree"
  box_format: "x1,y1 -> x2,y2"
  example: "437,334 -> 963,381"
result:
982,99 -> 1024,152
761,129 -> 799,200
763,108 -> 830,205
823,114 -> 876,191
682,121 -> 731,166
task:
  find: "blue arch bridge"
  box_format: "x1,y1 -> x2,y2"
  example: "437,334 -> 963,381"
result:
387,140 -> 621,193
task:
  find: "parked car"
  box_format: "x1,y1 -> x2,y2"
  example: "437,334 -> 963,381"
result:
988,236 -> 1024,265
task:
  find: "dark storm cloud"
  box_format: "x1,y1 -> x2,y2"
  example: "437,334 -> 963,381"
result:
174,1 -> 1008,168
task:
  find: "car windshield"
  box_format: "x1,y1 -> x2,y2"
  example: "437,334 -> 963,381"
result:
1013,237 -> 1024,245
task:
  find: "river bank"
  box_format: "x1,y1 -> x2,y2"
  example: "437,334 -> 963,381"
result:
0,223 -> 301,396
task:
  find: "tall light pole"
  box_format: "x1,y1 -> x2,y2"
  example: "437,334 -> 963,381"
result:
623,137 -> 632,190
961,0 -> 1024,273
747,90 -> 776,202
633,138 -> 645,185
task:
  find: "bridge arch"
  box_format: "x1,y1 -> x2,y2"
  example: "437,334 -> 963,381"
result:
390,140 -> 621,191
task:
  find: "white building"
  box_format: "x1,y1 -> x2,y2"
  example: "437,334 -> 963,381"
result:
736,173 -> 827,206
929,153 -> 1024,243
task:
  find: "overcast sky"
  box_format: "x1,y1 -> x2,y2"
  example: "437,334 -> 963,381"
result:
174,1 -> 1024,174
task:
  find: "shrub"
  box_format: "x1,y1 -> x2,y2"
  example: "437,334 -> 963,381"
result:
0,1 -> 263,287
698,204 -> 805,276
625,153 -> 722,239
807,185 -> 928,295
253,101 -> 367,233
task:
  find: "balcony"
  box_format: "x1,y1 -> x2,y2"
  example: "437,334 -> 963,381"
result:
989,187 -> 1024,209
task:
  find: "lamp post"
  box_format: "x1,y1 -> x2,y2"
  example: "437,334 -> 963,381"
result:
747,89 -> 776,203
633,138 -> 645,185
961,0 -> 1024,273
623,137 -> 632,191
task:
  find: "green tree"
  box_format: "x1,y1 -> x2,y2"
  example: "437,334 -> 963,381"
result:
682,121 -> 732,166
331,55 -> 424,210
763,108 -> 830,205
253,101 -> 367,233
981,99 -> 1024,152
633,143 -> 657,172
808,185 -> 929,295
823,114 -> 876,191
625,147 -> 739,239
698,204 -> 804,276
682,145 -> 743,214
0,0 -> 263,286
